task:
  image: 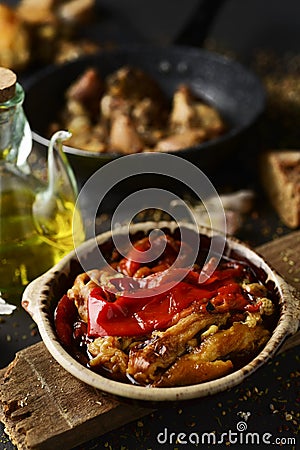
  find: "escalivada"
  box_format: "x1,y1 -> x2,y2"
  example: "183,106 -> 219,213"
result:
54,233 -> 278,387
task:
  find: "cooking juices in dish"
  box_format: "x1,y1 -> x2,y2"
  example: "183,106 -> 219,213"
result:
54,230 -> 279,388
49,66 -> 227,154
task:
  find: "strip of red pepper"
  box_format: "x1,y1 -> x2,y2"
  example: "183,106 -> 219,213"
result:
87,265 -> 249,337
54,294 -> 79,348
117,235 -> 180,277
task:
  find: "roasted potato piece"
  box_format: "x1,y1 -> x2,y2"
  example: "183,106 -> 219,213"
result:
105,66 -> 168,132
170,84 -> 199,130
100,94 -> 131,122
170,84 -> 226,138
66,68 -> 104,117
195,103 -> 227,138
54,39 -> 100,64
17,0 -> 57,25
132,97 -> 168,131
109,114 -> 144,154
18,0 -> 95,26
106,66 -> 166,104
17,0 -> 60,64
0,4 -> 30,71
155,129 -> 207,152
57,0 -> 95,25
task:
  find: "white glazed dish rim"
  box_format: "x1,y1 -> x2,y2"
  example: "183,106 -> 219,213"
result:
22,221 -> 300,402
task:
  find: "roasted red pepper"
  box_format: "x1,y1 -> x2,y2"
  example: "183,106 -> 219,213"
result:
117,235 -> 182,277
118,237 -> 151,277
54,294 -> 78,348
245,301 -> 262,313
88,282 -> 205,337
210,283 -> 249,312
87,264 -> 252,337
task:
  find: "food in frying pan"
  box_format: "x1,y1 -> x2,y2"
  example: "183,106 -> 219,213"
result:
260,149 -> 300,229
54,231 -> 278,387
0,4 -> 30,71
0,1 -> 98,71
49,66 -> 227,154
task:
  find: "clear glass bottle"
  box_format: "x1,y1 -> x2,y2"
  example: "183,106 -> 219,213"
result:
0,67 -> 85,300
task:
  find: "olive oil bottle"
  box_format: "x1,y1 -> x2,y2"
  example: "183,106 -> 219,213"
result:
0,67 -> 85,299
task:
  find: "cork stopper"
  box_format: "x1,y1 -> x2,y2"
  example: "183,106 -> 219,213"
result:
0,67 -> 17,103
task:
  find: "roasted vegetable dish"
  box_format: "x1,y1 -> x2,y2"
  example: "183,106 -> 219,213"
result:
49,66 -> 227,154
54,229 -> 278,388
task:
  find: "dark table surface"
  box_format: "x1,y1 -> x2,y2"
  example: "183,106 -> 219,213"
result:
1,1 -> 300,449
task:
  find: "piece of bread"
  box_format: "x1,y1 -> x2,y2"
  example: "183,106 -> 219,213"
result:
260,150 -> 300,228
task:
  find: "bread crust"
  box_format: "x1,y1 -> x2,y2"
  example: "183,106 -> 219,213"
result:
260,150 -> 300,228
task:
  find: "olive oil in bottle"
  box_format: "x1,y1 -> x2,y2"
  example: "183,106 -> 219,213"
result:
0,68 -> 85,299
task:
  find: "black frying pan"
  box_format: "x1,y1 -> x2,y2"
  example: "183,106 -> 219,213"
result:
23,45 -> 265,186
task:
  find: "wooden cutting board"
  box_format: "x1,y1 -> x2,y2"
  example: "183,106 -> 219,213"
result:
1,231 -> 300,450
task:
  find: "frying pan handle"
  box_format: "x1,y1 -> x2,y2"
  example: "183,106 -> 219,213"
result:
175,0 -> 227,46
